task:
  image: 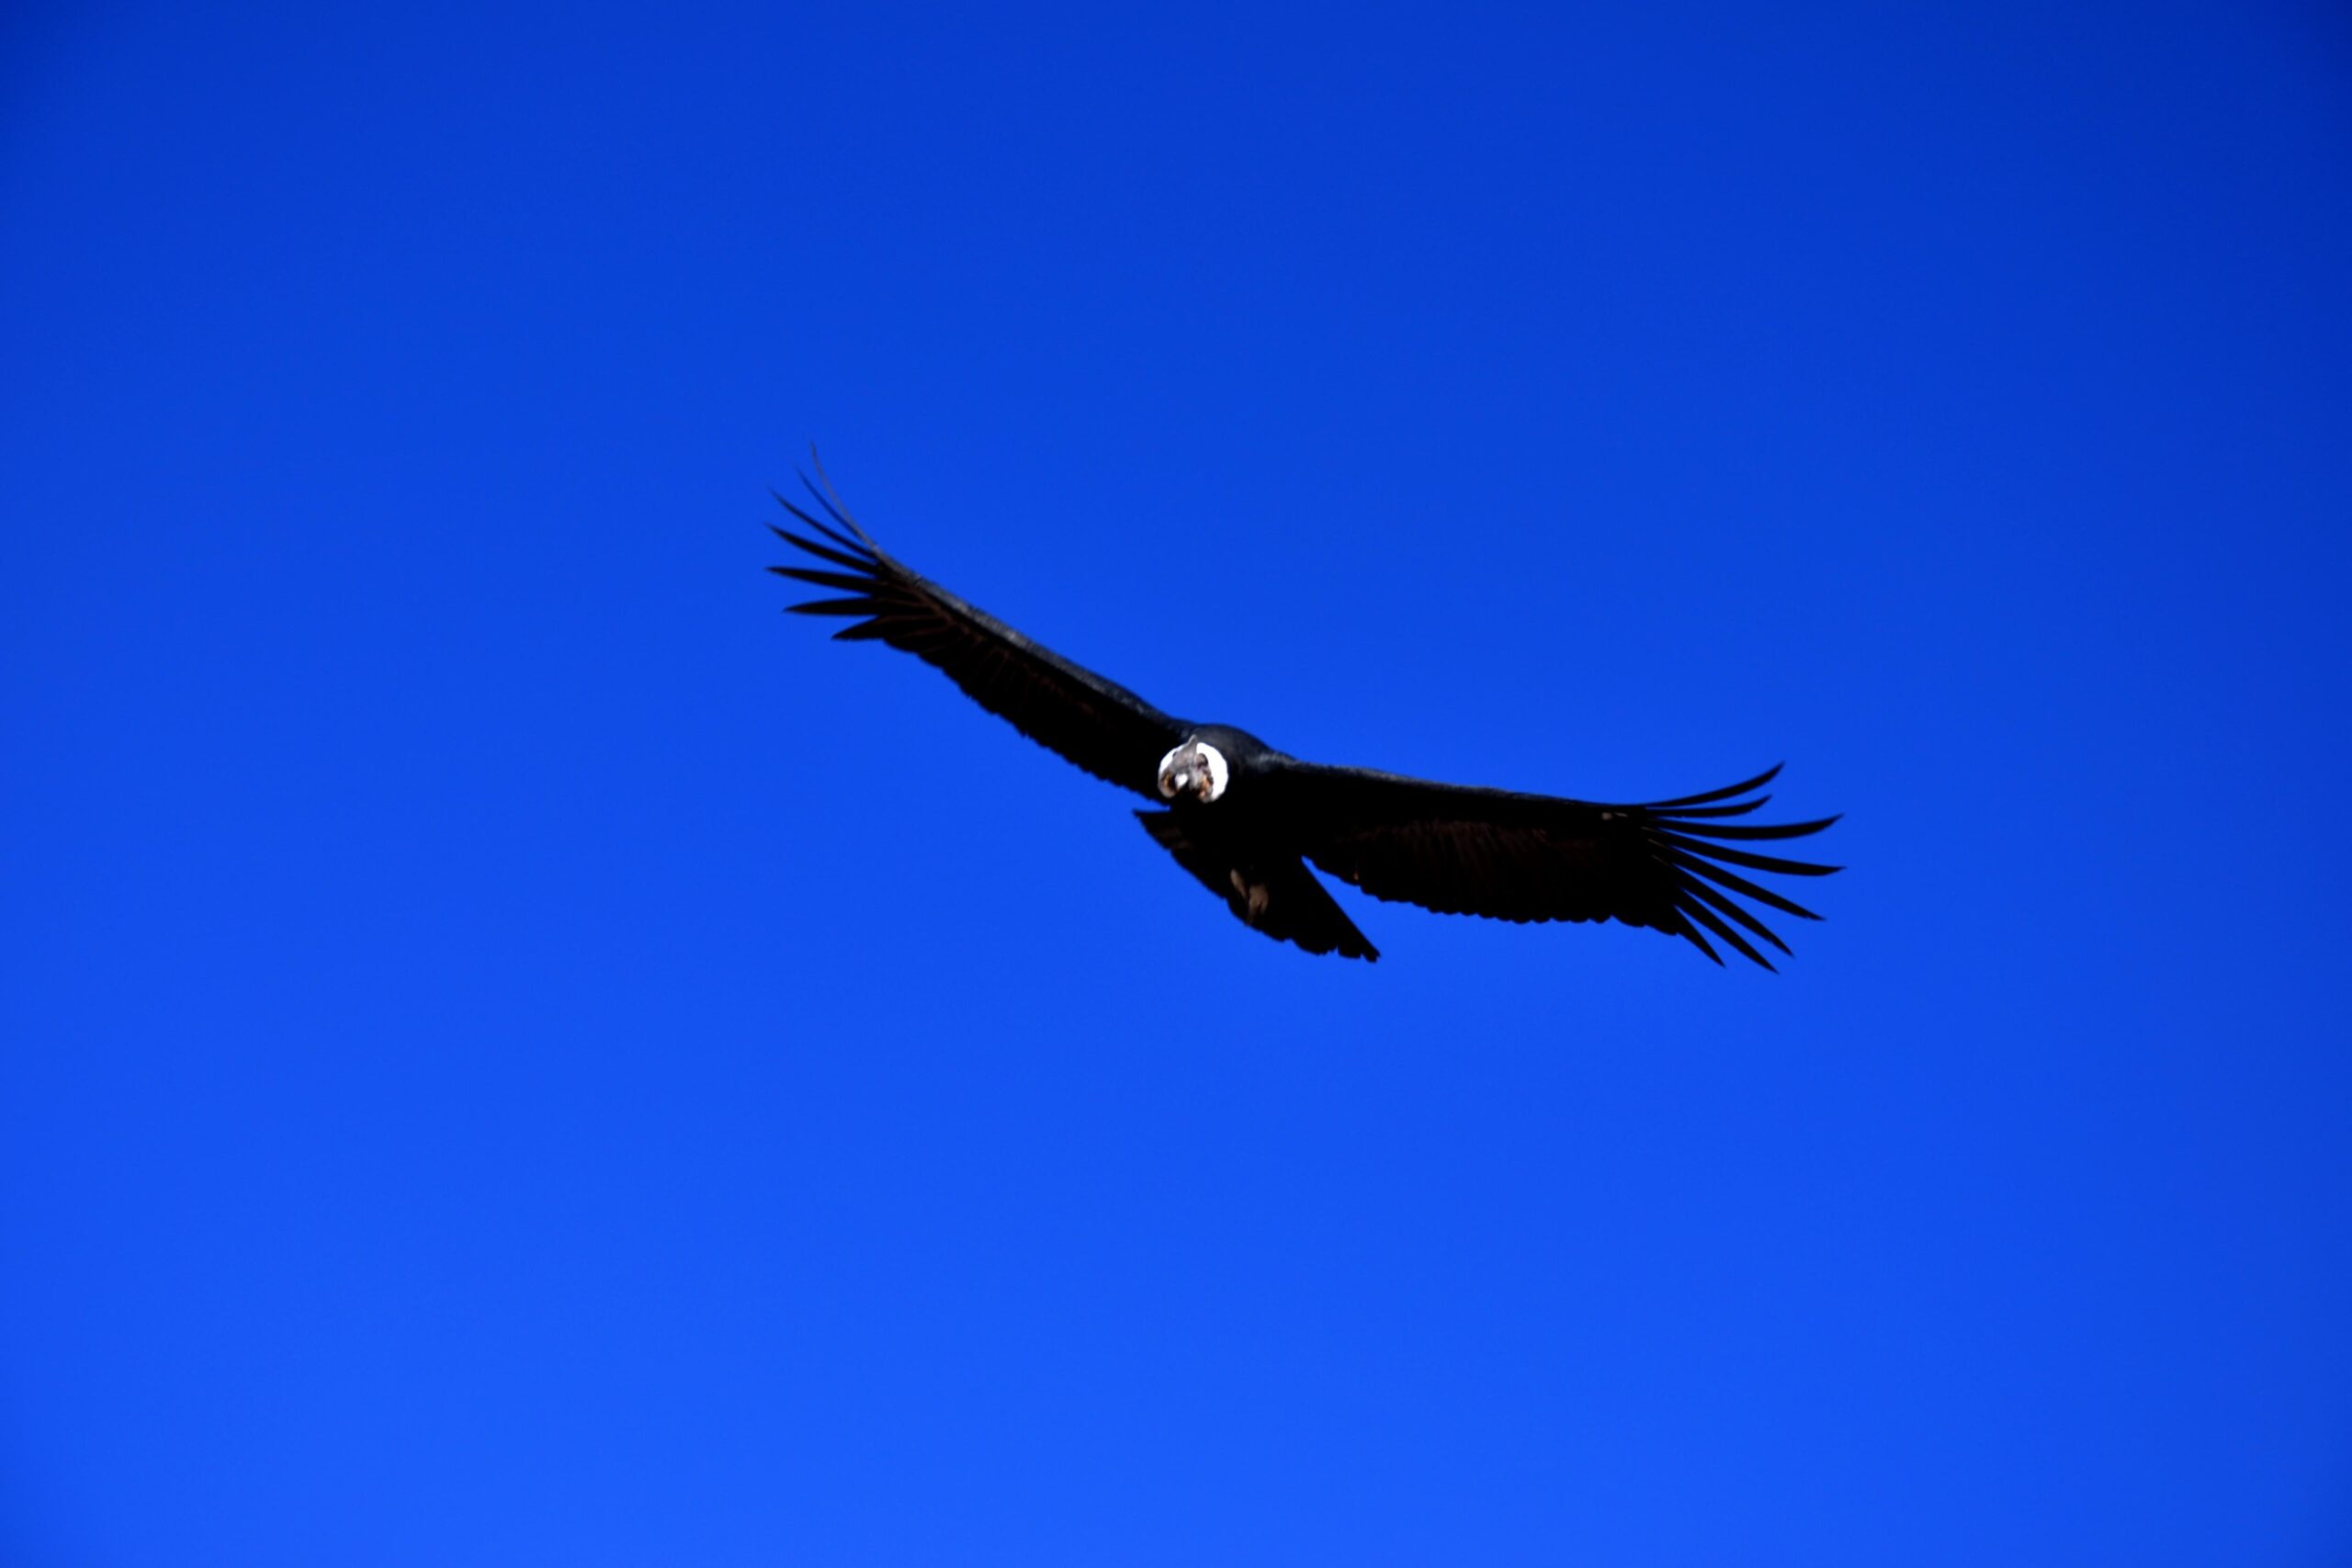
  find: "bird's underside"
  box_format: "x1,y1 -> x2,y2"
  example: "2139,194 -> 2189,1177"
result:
769,457 -> 1840,968
1136,807 -> 1381,961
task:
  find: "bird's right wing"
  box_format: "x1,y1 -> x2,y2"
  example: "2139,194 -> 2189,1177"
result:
1263,759 -> 1839,968
769,460 -> 1188,800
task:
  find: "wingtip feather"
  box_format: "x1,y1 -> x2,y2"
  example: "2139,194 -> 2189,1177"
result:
801,448 -> 885,552
1649,762 -> 1784,809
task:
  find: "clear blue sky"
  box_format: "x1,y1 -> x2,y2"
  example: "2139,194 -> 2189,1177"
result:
5,3 -> 2349,1563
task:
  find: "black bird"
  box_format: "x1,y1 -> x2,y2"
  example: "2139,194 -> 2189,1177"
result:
770,459 -> 1839,966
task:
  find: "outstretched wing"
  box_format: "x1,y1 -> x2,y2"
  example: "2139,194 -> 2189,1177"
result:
1265,761 -> 1838,969
768,457 -> 1188,799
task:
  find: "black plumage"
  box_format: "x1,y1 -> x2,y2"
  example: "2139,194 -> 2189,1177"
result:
769,458 -> 1839,967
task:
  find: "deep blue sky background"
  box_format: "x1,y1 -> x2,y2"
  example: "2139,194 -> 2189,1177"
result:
6,3 -> 2350,1563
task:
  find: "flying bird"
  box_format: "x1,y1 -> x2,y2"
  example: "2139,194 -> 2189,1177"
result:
769,459 -> 1838,966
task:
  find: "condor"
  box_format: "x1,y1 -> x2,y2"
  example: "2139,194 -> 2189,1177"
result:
770,459 -> 1838,967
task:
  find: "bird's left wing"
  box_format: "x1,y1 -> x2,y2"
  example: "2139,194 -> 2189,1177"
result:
1262,760 -> 1839,968
769,461 -> 1188,800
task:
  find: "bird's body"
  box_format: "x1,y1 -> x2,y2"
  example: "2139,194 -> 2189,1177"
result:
771,460 -> 1838,966
1136,727 -> 1383,960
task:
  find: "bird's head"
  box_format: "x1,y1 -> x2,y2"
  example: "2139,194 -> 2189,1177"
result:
1157,739 -> 1230,804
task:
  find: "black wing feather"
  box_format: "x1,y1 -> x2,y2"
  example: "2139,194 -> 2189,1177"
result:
1665,850 -> 1824,921
770,526 -> 876,573
784,597 -> 883,617
768,457 -> 1186,798
1266,760 -> 1838,969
